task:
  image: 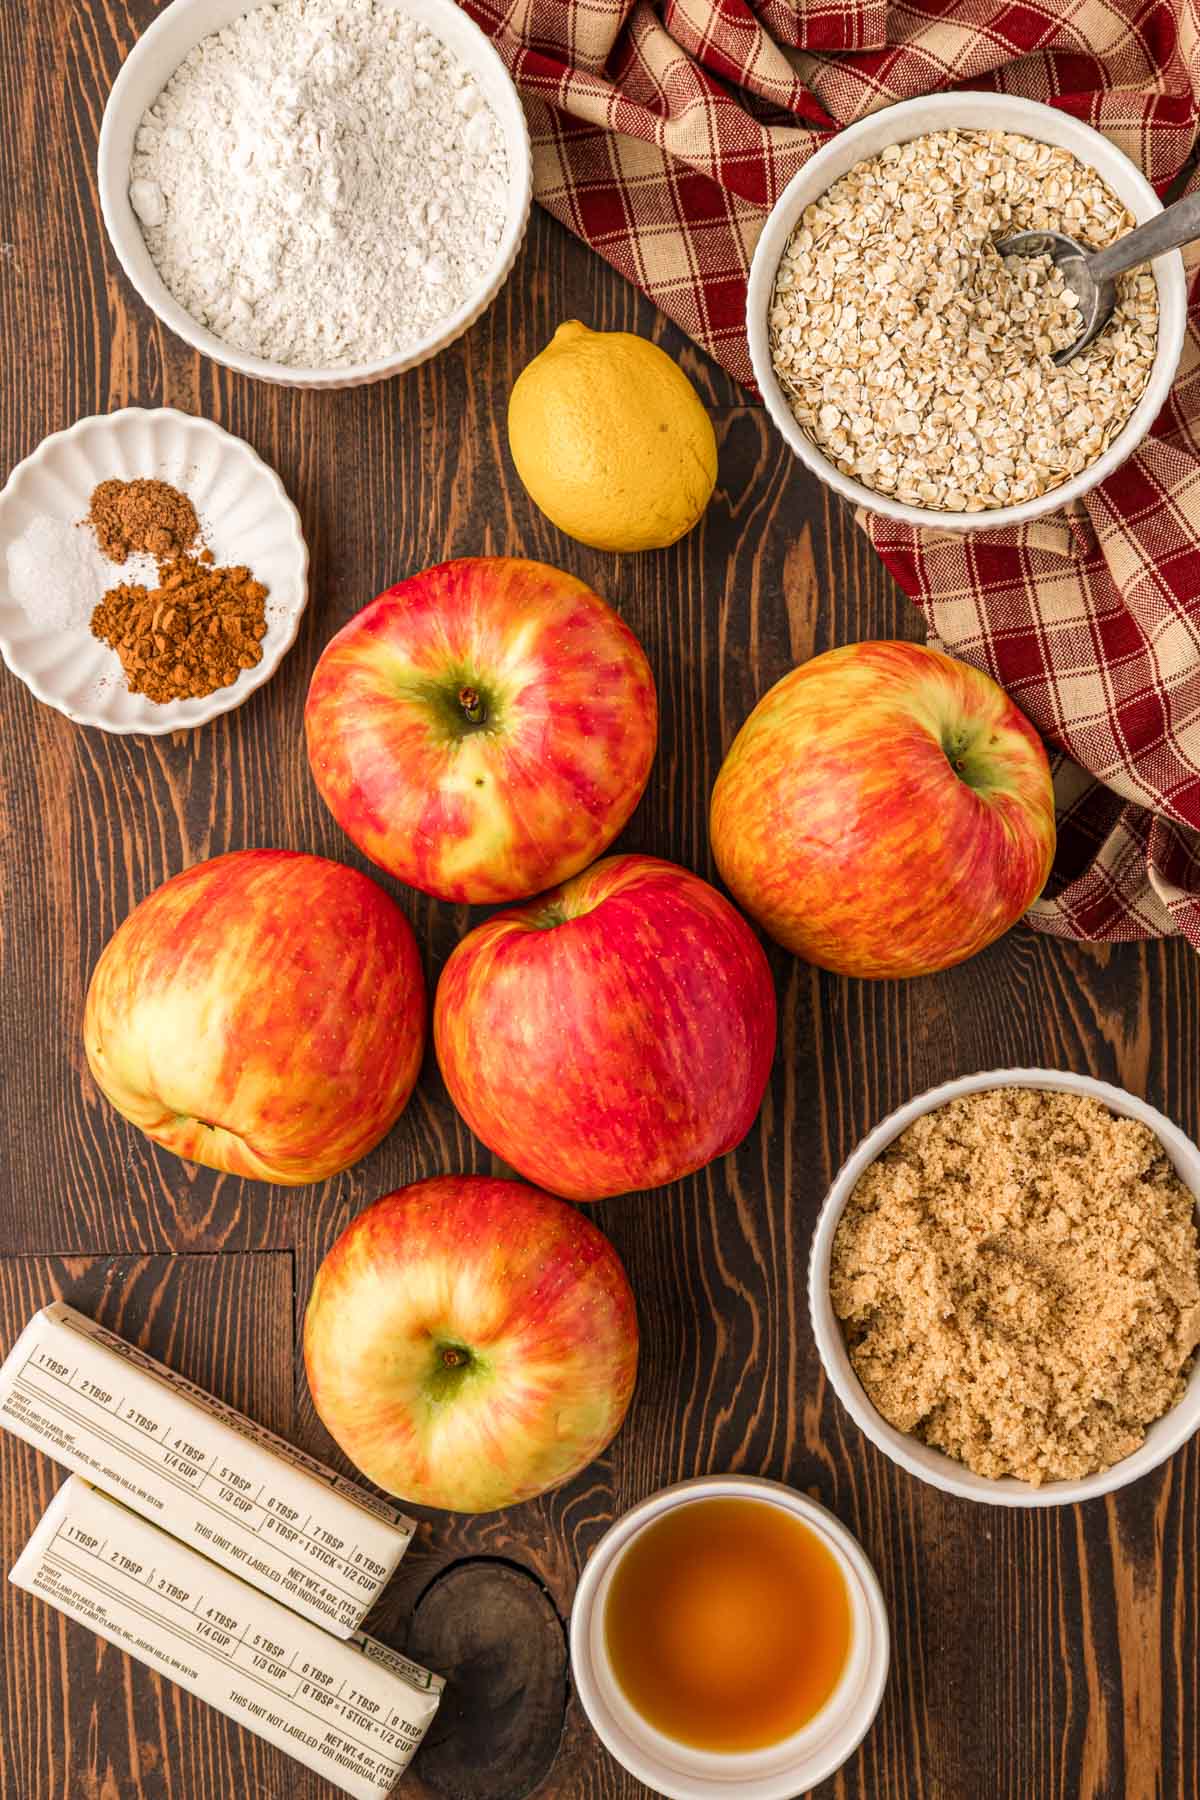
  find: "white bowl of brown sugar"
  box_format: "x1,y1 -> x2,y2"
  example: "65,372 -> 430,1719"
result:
747,93 -> 1188,528
809,1070 -> 1200,1506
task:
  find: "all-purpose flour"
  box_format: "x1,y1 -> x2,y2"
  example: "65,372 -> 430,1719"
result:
129,0 -> 509,368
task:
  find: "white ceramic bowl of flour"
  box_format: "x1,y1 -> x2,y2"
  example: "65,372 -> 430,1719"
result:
98,0 -> 532,389
0,409 -> 308,733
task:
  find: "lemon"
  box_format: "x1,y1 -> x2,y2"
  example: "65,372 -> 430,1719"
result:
508,321 -> 718,552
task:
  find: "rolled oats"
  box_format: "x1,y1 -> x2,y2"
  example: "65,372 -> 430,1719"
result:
769,129 -> 1159,513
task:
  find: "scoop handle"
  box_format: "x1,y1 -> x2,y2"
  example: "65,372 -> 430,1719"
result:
1088,191 -> 1200,281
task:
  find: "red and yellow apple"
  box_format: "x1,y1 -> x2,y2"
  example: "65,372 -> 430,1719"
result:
304,557 -> 658,904
304,1175 -> 638,1512
433,854 -> 776,1202
710,641 -> 1056,979
84,849 -> 426,1185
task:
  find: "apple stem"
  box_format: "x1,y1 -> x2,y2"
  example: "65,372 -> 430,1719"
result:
943,728 -> 973,781
441,1346 -> 468,1369
458,686 -> 487,727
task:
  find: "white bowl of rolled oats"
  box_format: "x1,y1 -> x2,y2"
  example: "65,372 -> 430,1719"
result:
749,94 -> 1186,527
808,1069 -> 1200,1506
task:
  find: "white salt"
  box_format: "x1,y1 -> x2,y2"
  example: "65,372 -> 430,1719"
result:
4,517 -> 159,636
5,515 -> 112,632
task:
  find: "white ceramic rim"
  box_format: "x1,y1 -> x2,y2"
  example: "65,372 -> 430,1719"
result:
569,1475 -> 890,1800
97,0 -> 534,389
0,407 -> 309,734
747,92 -> 1188,530
809,1068 -> 1200,1506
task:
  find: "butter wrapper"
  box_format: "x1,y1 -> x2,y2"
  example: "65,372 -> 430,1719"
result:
0,1303 -> 414,1635
10,1476 -> 442,1800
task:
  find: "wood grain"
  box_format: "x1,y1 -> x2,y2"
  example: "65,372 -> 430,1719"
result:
405,1561 -> 568,1800
2,1 -> 1200,1797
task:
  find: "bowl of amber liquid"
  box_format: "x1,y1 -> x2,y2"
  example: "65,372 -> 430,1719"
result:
569,1475 -> 890,1799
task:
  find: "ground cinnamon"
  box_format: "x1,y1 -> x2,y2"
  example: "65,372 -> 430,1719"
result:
91,556 -> 269,703
87,477 -> 200,563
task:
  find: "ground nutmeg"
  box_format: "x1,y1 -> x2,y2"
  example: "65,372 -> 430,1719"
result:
87,477 -> 200,563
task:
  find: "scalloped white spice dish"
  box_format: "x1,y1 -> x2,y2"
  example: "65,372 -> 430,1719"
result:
0,408 -> 308,734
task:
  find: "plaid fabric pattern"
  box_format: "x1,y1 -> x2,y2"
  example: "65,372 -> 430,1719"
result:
463,0 -> 1200,945
869,313 -> 1200,946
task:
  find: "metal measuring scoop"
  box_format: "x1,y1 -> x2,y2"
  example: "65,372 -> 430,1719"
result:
996,192 -> 1200,364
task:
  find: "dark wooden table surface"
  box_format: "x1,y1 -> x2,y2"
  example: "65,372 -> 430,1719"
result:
3,5 -> 1199,1798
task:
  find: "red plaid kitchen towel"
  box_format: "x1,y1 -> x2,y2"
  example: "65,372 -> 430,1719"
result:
463,0 -> 1200,946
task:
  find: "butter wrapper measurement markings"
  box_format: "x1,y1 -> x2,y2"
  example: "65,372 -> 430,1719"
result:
0,1304 -> 415,1635
10,1477 -> 443,1800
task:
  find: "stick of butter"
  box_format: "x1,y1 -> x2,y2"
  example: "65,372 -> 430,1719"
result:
0,1303 -> 414,1636
10,1476 -> 443,1800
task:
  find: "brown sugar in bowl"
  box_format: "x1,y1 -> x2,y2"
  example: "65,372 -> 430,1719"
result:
808,1068 -> 1200,1506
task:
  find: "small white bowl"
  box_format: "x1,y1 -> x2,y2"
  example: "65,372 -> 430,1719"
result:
747,92 -> 1188,530
98,0 -> 533,389
0,408 -> 308,733
810,1069 -> 1200,1506
569,1475 -> 889,1800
